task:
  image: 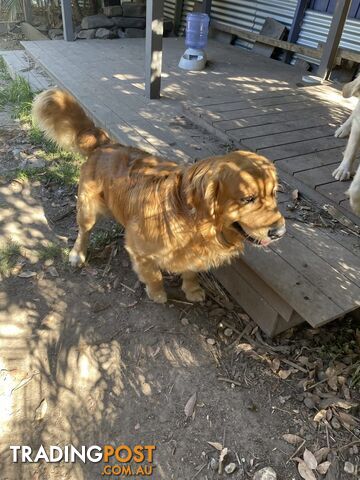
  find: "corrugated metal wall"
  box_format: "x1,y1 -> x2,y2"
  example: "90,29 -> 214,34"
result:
164,0 -> 176,19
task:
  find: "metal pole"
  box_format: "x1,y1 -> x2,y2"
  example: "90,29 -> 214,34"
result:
145,0 -> 164,99
317,0 -> 351,80
61,0 -> 74,42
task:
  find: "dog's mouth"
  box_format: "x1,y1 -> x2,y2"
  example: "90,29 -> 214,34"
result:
232,222 -> 271,246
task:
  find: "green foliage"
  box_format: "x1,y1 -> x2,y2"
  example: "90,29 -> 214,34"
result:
39,242 -> 70,262
0,240 -> 21,276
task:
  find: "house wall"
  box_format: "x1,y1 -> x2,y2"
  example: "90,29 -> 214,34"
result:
164,0 -> 360,65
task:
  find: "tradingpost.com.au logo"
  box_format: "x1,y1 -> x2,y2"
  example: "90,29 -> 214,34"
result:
10,444 -> 156,477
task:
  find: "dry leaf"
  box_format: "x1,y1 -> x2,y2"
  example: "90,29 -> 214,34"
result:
314,409 -> 327,422
297,459 -> 317,480
278,369 -> 292,379
292,189 -> 299,200
271,358 -> 280,372
282,434 -> 304,445
207,441 -> 223,451
303,448 -> 317,470
337,411 -> 358,428
317,461 -> 331,475
18,271 -> 37,278
34,399 -> 47,420
184,392 -> 197,418
314,447 -> 330,464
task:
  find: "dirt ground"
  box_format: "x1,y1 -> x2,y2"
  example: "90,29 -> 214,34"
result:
0,65 -> 360,480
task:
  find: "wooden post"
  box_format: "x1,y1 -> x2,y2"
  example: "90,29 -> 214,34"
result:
22,0 -> 32,24
145,0 -> 164,99
317,0 -> 351,80
61,0 -> 74,42
201,0 -> 212,15
284,0 -> 309,64
173,0 -> 184,35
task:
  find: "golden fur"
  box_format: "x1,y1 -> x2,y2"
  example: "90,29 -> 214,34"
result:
32,89 -> 285,303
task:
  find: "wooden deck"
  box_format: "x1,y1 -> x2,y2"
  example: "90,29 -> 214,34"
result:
17,38 -> 360,335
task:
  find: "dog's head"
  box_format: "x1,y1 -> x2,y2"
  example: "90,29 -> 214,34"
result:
343,74 -> 360,98
187,151 -> 285,247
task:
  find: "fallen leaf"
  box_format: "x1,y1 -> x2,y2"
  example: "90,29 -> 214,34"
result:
271,358 -> 280,372
292,189 -> 299,200
337,411 -> 358,428
297,459 -> 317,480
282,434 -> 304,445
18,271 -> 37,278
314,409 -> 327,422
317,461 -> 331,475
278,369 -> 292,379
207,441 -> 223,451
314,447 -> 330,464
34,399 -> 47,420
303,448 -> 317,470
184,392 -> 197,418
48,266 -> 59,277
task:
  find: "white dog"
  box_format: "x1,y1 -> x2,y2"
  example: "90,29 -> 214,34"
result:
332,75 -> 360,215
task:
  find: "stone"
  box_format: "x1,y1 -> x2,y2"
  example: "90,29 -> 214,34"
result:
206,338 -> 216,346
224,328 -> 233,337
121,27 -> 145,38
95,28 -> 117,39
81,14 -> 114,30
122,2 -> 146,18
344,462 -> 355,474
225,463 -> 236,474
253,467 -> 277,480
103,5 -> 123,16
111,16 -> 145,29
76,29 -> 96,40
48,28 -> 63,40
181,318 -> 189,326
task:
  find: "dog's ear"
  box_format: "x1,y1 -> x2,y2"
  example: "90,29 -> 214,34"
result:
204,177 -> 220,217
343,76 -> 360,98
184,161 -> 220,218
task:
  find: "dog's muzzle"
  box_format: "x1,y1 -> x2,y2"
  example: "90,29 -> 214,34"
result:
268,225 -> 286,240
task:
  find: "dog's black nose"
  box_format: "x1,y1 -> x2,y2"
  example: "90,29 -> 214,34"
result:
268,225 -> 286,240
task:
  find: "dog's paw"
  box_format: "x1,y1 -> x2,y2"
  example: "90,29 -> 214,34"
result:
334,124 -> 351,138
69,249 -> 86,267
146,287 -> 167,304
332,165 -> 352,181
184,287 -> 206,303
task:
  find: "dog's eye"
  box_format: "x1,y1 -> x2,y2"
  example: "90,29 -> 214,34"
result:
241,195 -> 256,204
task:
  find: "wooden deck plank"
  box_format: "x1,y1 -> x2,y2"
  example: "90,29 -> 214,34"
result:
215,106 -> 346,132
270,233 -> 360,314
276,148 -> 344,174
317,180 -> 352,204
260,136 -> 347,162
209,94 -> 309,113
192,89 -> 293,107
288,222 -> 360,287
295,165 -> 338,188
242,245 -> 343,326
243,125 -> 338,151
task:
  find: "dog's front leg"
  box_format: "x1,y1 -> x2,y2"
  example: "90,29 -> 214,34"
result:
333,119 -> 360,181
335,114 -> 352,138
181,271 -> 205,302
348,165 -> 360,215
129,253 -> 167,304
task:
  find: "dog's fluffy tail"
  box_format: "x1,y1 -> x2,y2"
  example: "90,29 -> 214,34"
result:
32,88 -> 110,155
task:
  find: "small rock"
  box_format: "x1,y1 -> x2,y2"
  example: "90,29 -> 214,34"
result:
76,28 -> 96,40
207,338 -> 216,345
48,266 -> 59,277
134,423 -> 140,430
48,28 -> 63,39
224,328 -> 233,337
225,462 -> 236,474
95,27 -> 117,39
344,462 -> 355,474
181,317 -> 189,326
210,458 -> 218,470
253,467 -> 277,480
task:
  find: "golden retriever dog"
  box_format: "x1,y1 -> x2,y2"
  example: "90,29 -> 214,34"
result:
332,74 -> 360,215
32,89 -> 285,303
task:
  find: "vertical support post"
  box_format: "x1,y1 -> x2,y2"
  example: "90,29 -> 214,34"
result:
145,0 -> 164,99
284,0 -> 309,64
317,0 -> 351,80
173,0 -> 184,35
61,0 -> 74,42
22,0 -> 32,24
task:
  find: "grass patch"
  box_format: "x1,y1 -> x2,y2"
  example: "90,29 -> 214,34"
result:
0,74 -> 34,118
0,57 -> 11,81
90,225 -> 124,250
39,242 -> 69,263
0,240 -> 21,277
7,161 -> 80,186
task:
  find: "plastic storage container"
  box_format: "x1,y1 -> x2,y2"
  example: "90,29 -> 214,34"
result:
185,13 -> 209,50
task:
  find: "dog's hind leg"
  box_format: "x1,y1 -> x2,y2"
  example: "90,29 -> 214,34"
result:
333,119 -> 360,181
181,271 -> 205,302
335,115 -> 352,138
127,251 -> 167,304
69,191 -> 99,267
